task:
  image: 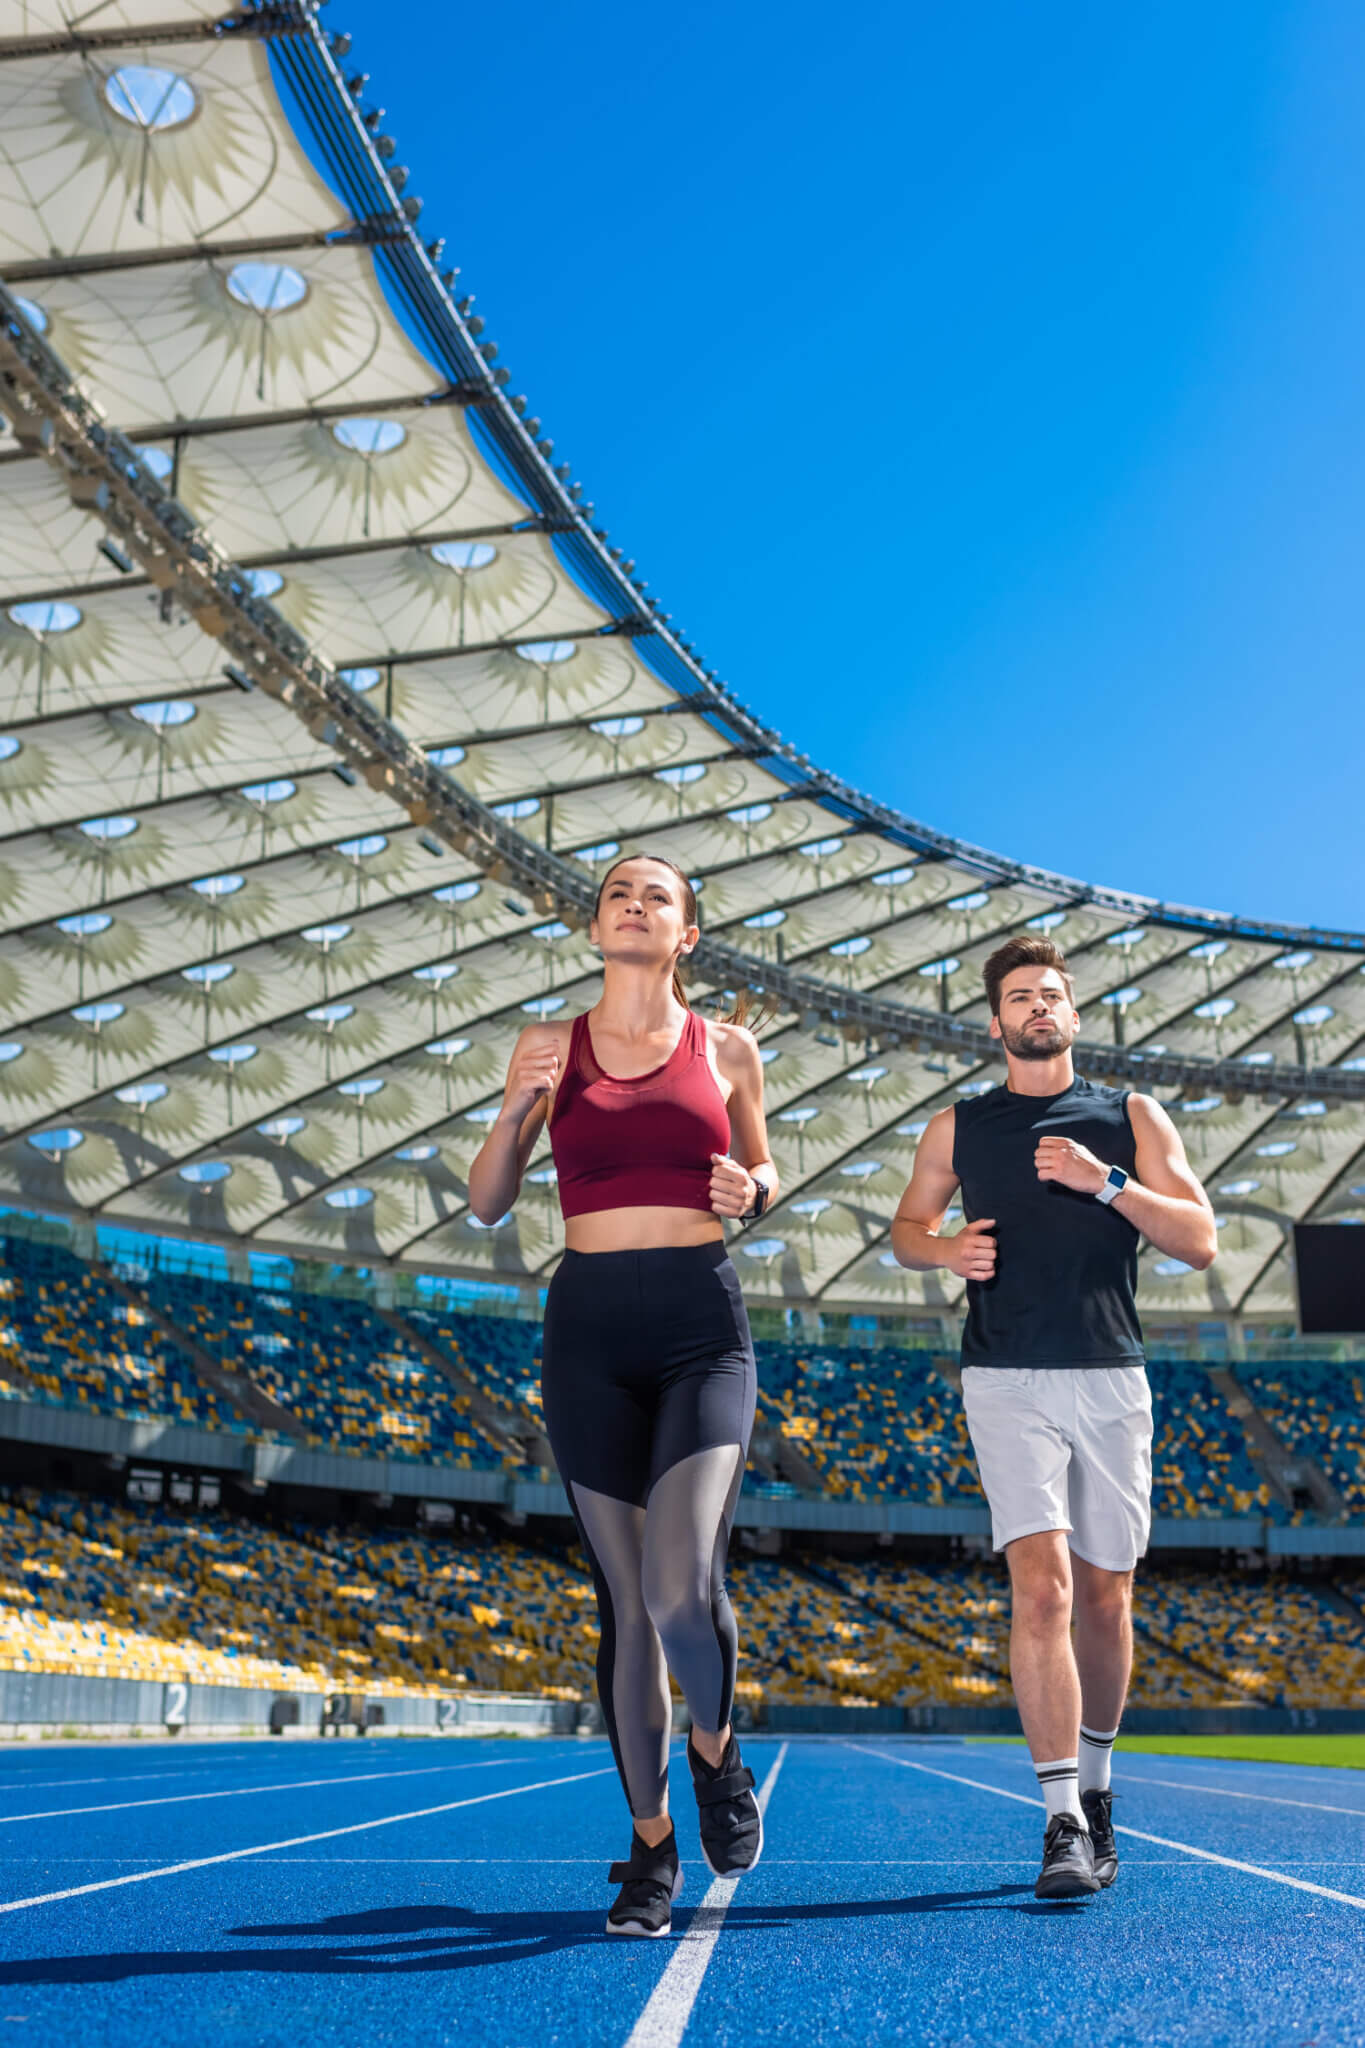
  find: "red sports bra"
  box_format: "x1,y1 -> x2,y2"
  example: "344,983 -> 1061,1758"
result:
549,1009 -> 732,1219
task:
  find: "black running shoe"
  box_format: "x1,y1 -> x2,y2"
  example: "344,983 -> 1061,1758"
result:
606,1827 -> 683,1938
1034,1813 -> 1100,1902
687,1732 -> 762,1877
1081,1788 -> 1117,1887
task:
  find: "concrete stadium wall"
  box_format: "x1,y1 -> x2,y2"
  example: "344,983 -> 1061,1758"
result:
760,1703 -> 1365,1736
1,1671 -> 1361,1745
0,1671 -> 579,1743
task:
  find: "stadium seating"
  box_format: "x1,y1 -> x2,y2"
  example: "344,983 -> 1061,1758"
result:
1,1486 -> 1362,1714
0,1233 -> 509,1467
730,1553 -> 1010,1706
0,1238 -> 241,1434
749,1348 -> 1283,1519
402,1302 -> 545,1436
1133,1568 -> 1365,1709
0,1489 -> 582,1696
144,1271 -> 510,1468
3,1229 -> 1364,1524
1239,1362 -> 1365,1507
1147,1360 -> 1281,1519
752,1346 -> 981,1503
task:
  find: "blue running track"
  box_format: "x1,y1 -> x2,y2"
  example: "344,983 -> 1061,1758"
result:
0,1734 -> 1360,2047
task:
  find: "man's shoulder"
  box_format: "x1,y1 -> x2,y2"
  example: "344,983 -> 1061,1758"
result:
1072,1074 -> 1134,1113
953,1081 -> 1010,1124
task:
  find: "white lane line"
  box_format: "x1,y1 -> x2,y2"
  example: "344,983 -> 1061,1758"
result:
6,1856 -> 1363,1873
0,1748 -> 581,1800
0,1770 -> 231,1795
0,1764 -> 617,1915
0,1755 -> 528,1825
987,1748 -> 1365,1819
844,1744 -> 1365,1912
624,1745 -> 788,2048
1117,1772 -> 1365,1819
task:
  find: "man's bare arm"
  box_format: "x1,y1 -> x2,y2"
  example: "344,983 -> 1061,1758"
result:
889,1108 -> 997,1281
1033,1093 -> 1217,1270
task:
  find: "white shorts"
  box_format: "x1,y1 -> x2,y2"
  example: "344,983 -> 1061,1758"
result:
960,1364 -> 1153,1572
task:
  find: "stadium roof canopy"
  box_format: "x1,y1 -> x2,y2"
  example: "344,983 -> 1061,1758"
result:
1,1 -> 1362,1326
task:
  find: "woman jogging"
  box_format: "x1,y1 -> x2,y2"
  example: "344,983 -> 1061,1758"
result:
467,851 -> 777,1938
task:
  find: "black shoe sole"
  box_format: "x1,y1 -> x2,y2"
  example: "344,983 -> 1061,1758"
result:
1034,1867 -> 1101,1902
605,1864 -> 684,1937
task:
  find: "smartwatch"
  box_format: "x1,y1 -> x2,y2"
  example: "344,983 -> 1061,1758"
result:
740,1179 -> 770,1224
1095,1165 -> 1129,1207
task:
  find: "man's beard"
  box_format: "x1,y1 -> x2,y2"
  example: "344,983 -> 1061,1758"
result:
1002,1018 -> 1070,1061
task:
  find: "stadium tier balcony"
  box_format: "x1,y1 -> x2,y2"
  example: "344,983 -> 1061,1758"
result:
1,1233 -> 1361,1521
0,1232 -> 515,1466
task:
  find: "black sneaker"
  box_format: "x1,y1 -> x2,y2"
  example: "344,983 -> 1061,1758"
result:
606,1827 -> 683,1938
1034,1813 -> 1100,1902
1081,1788 -> 1117,1887
687,1732 -> 762,1877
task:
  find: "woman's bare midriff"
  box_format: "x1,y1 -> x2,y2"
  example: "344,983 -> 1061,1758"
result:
563,1205 -> 725,1254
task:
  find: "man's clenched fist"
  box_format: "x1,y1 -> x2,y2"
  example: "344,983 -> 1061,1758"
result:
948,1216 -> 997,1281
1035,1135 -> 1108,1195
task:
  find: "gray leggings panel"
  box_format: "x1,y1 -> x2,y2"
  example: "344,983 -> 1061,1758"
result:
571,1486 -> 671,1820
572,1442 -> 746,1818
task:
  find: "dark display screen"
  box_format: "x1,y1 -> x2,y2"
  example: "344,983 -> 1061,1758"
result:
1294,1224 -> 1365,1334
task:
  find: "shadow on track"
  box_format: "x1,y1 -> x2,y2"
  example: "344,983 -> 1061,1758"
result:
0,1885 -> 1074,1986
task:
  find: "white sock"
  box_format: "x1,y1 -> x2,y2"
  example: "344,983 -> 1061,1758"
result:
1034,1756 -> 1086,1826
1079,1724 -> 1119,1795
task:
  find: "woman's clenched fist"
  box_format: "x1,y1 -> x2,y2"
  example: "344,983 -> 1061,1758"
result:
500,1033 -> 561,1124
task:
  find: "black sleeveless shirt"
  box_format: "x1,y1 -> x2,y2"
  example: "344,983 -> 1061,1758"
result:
952,1075 -> 1143,1369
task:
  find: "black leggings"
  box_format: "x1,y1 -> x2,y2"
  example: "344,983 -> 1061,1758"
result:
541,1241 -> 757,1818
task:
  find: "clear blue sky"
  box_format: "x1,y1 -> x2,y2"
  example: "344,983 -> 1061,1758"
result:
335,0 -> 1364,932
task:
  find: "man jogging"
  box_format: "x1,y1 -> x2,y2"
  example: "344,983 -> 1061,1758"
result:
891,932 -> 1217,1900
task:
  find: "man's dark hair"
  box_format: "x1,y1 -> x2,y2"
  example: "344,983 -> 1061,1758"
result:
983,934 -> 1075,1016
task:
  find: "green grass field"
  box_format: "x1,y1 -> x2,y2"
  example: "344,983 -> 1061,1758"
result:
970,1734 -> 1365,1770
1119,1734 -> 1365,1771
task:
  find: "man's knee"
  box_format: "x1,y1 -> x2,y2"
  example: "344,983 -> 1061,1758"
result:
1007,1535 -> 1073,1633
1012,1574 -> 1072,1634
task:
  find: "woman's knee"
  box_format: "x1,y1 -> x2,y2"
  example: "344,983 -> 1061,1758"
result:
641,1560 -> 713,1649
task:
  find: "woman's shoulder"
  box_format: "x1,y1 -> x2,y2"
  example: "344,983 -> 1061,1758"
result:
513,1016 -> 577,1051
703,1015 -> 763,1074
